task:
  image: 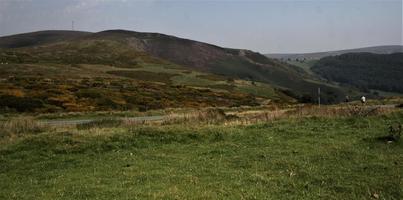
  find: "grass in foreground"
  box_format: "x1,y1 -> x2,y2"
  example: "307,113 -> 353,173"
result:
0,112 -> 402,199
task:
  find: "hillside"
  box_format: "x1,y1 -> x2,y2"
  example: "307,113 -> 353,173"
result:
265,45 -> 403,61
0,30 -> 91,49
311,52 -> 403,93
0,30 -> 346,113
82,30 -> 316,90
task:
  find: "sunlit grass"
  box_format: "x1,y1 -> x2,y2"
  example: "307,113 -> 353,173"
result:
1,111 -> 402,199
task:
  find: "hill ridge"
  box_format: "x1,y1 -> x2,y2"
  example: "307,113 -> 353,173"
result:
0,29 -> 346,104
265,45 -> 403,60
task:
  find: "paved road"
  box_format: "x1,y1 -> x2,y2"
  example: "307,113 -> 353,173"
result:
40,115 -> 165,126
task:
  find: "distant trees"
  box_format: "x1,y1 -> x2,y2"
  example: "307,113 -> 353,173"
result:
312,53 -> 403,93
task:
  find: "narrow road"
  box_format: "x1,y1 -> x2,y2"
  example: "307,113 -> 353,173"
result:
375,104 -> 398,108
40,115 -> 165,126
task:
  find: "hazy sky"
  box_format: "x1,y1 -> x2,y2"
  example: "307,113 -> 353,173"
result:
0,0 -> 401,53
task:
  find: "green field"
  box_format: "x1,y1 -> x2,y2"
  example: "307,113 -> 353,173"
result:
1,107 -> 402,199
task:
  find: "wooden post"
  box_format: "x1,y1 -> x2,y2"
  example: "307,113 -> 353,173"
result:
318,87 -> 321,107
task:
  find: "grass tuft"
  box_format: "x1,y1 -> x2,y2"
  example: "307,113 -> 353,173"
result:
0,117 -> 48,138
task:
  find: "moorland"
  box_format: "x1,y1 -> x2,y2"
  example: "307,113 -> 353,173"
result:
0,30 -> 402,199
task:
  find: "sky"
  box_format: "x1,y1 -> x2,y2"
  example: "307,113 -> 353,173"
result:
0,0 -> 401,53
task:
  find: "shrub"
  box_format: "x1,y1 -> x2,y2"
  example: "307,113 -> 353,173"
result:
76,89 -> 103,99
0,95 -> 44,112
0,117 -> 47,137
299,94 -> 315,103
95,97 -> 123,110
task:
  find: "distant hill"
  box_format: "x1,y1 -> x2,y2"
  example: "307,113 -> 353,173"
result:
311,52 -> 403,93
0,29 -> 346,113
265,45 -> 403,60
0,30 -> 91,49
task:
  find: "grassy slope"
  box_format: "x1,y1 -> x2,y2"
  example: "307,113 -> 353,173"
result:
127,63 -> 281,99
0,38 -> 290,113
0,64 -> 262,112
286,60 -> 386,100
1,112 -> 402,199
287,60 -> 318,75
1,30 -> 346,104
107,30 -> 345,103
210,57 -> 345,104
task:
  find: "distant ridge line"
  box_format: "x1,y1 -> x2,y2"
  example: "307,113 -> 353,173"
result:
265,45 -> 403,60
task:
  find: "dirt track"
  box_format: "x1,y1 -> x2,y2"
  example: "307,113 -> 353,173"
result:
40,115 -> 165,126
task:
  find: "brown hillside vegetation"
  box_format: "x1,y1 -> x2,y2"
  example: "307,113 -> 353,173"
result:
0,30 -> 345,109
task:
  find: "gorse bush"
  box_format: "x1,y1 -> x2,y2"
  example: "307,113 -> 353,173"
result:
76,89 -> 103,99
344,105 -> 385,117
0,95 -> 44,112
0,76 -> 261,113
290,105 -> 395,119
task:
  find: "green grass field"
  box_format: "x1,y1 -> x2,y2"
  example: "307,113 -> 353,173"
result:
1,109 -> 402,199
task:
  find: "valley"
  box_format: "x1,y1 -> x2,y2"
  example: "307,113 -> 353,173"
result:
0,29 -> 402,200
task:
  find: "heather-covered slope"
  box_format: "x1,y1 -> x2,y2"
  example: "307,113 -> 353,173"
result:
0,29 -> 345,111
0,30 -> 91,49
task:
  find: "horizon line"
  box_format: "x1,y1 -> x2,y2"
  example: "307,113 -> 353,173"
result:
1,29 -> 402,55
